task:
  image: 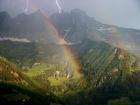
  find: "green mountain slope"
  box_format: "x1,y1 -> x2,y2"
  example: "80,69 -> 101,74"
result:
1,9 -> 140,105
0,40 -> 66,67
0,56 -> 29,85
70,39 -> 140,87
0,41 -> 38,67
0,56 -> 65,105
64,39 -> 140,105
0,36 -> 140,105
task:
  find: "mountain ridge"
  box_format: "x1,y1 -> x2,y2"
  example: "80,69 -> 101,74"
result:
1,9 -> 140,105
0,9 -> 140,56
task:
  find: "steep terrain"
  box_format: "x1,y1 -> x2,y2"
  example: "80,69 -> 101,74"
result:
0,40 -> 66,67
0,9 -> 140,105
0,56 -> 29,85
0,9 -> 140,55
0,10 -> 58,43
0,56 -> 65,105
62,39 -> 140,105
0,38 -> 139,105
51,9 -> 140,56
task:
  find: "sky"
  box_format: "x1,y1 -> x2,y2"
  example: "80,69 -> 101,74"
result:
0,0 -> 140,29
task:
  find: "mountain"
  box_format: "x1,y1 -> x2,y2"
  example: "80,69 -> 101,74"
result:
0,11 -> 11,32
0,56 -> 65,105
0,40 -> 66,67
0,11 -> 46,33
0,56 -> 28,85
11,11 -> 46,33
0,39 -> 140,105
51,9 -> 140,56
61,39 -> 140,105
1,9 -> 140,105
1,38 -> 138,105
0,9 -> 140,55
31,39 -> 140,105
72,39 -> 140,86
0,11 -> 57,43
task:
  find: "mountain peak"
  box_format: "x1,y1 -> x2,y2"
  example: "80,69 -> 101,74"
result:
0,11 -> 10,17
0,11 -> 11,22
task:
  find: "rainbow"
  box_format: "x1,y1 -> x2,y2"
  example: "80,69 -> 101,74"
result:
28,2 -> 88,94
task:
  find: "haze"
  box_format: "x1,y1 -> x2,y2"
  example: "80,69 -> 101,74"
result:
0,0 -> 140,29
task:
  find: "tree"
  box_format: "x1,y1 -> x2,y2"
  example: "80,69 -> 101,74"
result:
108,97 -> 132,105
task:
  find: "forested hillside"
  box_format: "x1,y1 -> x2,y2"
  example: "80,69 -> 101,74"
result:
0,56 -> 65,105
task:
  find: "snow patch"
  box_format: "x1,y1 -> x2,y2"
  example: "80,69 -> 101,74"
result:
97,27 -> 116,33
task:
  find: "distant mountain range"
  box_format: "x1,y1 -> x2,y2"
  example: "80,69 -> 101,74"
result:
51,9 -> 140,56
0,9 -> 140,56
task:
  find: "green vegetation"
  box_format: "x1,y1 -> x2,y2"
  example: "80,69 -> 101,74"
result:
48,76 -> 67,86
0,39 -> 140,105
0,82 -> 64,105
25,63 -> 52,77
0,41 -> 38,67
0,56 -> 65,105
107,97 -> 132,105
0,41 -> 66,67
1,9 -> 140,105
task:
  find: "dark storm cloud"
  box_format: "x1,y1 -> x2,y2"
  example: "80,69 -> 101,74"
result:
0,0 -> 140,29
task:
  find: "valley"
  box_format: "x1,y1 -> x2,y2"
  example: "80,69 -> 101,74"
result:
0,9 -> 140,105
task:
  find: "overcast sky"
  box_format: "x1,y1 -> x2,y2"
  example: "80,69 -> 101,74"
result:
0,0 -> 140,29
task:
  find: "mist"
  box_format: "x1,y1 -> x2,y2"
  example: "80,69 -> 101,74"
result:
0,0 -> 140,29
